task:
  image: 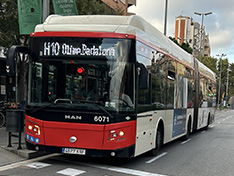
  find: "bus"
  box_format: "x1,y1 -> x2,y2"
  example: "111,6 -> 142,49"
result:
7,15 -> 216,157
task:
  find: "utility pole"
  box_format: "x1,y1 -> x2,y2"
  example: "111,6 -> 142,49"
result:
164,0 -> 168,36
43,0 -> 50,22
217,53 -> 226,108
226,65 -> 231,106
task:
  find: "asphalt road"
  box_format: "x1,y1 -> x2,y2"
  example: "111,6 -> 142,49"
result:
0,109 -> 234,176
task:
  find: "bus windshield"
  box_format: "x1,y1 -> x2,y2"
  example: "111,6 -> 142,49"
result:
28,38 -> 135,112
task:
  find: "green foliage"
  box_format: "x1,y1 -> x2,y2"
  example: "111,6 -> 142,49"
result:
180,42 -> 193,54
201,56 -> 218,75
0,0 -> 20,53
169,37 -> 193,54
169,36 -> 179,45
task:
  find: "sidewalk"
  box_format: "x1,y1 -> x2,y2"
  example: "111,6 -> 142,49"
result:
0,126 -> 44,166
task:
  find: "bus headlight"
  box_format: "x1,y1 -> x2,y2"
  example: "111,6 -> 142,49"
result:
109,130 -> 125,141
28,124 -> 41,135
119,131 -> 125,136
28,125 -> 33,130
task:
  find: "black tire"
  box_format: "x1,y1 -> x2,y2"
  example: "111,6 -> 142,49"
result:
182,118 -> 191,141
0,112 -> 5,128
204,116 -> 210,131
151,125 -> 163,156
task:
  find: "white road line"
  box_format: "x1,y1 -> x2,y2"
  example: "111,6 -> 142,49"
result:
57,168 -> 86,176
0,153 -> 59,172
25,162 -> 51,169
201,130 -> 206,134
181,138 -> 191,145
145,152 -> 168,164
88,163 -> 167,176
209,125 -> 214,128
0,152 -> 167,176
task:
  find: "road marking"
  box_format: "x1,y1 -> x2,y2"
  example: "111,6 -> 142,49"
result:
25,162 -> 51,169
146,152 -> 168,164
52,155 -> 168,176
57,168 -> 86,176
0,153 -> 59,172
88,163 -> 167,176
53,156 -> 167,176
181,138 -> 191,145
201,130 -> 206,134
209,125 -> 214,128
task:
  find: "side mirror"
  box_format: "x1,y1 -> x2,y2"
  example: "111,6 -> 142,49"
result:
6,46 -> 31,76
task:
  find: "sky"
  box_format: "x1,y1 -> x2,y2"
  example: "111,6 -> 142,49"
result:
128,0 -> 234,63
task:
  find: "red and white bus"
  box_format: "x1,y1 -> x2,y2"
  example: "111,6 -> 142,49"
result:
7,15 -> 216,157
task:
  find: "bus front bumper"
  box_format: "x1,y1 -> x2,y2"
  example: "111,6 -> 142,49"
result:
26,140 -> 135,157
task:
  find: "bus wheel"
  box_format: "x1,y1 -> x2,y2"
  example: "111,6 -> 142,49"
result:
205,115 -> 210,130
151,125 -> 163,156
182,118 -> 191,141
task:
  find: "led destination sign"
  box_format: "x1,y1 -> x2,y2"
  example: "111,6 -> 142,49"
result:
41,42 -> 115,57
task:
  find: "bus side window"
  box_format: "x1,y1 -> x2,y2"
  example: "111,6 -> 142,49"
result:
166,70 -> 175,109
137,63 -> 148,89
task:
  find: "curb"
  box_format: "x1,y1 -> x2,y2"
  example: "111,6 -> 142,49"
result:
1,145 -> 46,159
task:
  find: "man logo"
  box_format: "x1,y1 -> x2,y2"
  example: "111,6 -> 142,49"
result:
65,115 -> 82,120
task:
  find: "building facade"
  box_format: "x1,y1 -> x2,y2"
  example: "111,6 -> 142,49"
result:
175,16 -> 192,45
175,15 -> 211,58
100,0 -> 136,15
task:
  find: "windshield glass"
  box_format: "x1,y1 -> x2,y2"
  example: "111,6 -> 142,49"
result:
28,38 -> 135,112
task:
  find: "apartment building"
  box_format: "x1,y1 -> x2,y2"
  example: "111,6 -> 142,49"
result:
175,16 -> 192,45
175,15 -> 211,58
101,0 -> 136,15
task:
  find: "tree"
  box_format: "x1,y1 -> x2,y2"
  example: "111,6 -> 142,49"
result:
228,63 -> 234,97
0,0 -> 28,54
0,0 -> 29,104
169,37 -> 193,54
180,42 -> 193,54
201,56 -> 218,75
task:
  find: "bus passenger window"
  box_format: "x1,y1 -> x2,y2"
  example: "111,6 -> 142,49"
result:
137,63 -> 148,89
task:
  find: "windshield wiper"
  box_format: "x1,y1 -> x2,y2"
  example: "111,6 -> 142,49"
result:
30,99 -> 73,113
93,103 -> 114,119
30,103 -> 55,113
82,100 -> 114,119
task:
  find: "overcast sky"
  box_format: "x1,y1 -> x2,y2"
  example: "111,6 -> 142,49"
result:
128,0 -> 234,63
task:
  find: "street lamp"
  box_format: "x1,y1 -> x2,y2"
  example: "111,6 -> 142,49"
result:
217,53 -> 226,108
43,0 -> 50,22
194,12 -> 212,61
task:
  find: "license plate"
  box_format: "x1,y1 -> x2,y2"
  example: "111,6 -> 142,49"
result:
62,148 -> 86,155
